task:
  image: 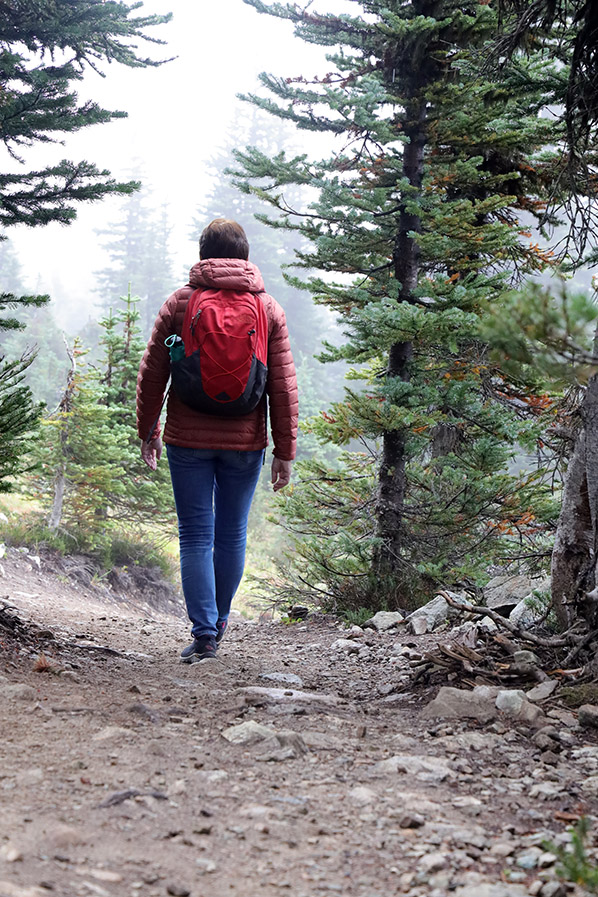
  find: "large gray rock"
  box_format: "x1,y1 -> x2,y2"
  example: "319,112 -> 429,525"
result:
529,781 -> 565,799
479,615 -> 498,632
406,594 -> 450,634
527,680 -> 558,702
496,689 -> 526,714
581,776 -> 598,795
509,597 -> 545,629
43,823 -> 87,848
330,638 -> 360,654
484,574 -> 540,613
487,574 -> 550,614
364,611 -> 405,631
578,704 -> 598,728
255,730 -> 308,761
238,686 -> 340,706
417,851 -> 448,875
347,786 -> 377,805
301,731 -> 345,751
259,672 -> 303,687
495,689 -> 545,726
420,686 -> 497,724
0,880 -> 49,896
222,720 -> 277,745
222,720 -> 307,760
538,884 -> 567,897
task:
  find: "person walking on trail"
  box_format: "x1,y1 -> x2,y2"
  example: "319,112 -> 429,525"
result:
136,218 -> 298,663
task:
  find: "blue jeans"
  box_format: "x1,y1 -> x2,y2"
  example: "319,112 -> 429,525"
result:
166,445 -> 264,638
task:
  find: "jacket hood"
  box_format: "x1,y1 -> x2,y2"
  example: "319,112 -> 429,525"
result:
189,258 -> 265,293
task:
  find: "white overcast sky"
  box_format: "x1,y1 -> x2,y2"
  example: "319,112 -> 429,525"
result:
8,0 -> 352,328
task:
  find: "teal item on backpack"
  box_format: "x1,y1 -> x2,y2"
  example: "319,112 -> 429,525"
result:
165,333 -> 185,362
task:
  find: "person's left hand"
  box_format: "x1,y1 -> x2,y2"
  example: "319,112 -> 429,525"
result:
271,457 -> 292,492
141,435 -> 163,471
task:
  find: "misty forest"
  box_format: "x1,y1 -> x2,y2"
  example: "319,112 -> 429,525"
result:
4,0 -> 598,625
4,2 -> 598,895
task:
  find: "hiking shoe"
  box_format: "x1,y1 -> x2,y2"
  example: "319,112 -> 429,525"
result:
216,619 -> 228,644
180,635 -> 217,663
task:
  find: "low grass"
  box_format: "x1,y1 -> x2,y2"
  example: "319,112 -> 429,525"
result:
0,494 -> 178,579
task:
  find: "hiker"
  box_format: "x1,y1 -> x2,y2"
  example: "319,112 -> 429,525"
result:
136,218 -> 298,662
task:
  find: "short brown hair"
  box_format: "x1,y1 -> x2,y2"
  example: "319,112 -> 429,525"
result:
199,218 -> 249,260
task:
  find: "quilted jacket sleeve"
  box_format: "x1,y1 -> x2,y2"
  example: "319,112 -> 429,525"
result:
136,291 -> 178,441
266,298 -> 298,461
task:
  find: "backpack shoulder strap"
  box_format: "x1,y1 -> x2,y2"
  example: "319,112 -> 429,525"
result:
182,287 -> 208,334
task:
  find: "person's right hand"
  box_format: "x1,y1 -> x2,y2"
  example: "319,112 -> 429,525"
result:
271,457 -> 292,491
141,435 -> 163,471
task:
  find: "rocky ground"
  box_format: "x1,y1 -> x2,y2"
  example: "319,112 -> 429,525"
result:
1,546 -> 598,897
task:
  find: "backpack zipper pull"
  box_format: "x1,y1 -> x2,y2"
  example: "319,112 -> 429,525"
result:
191,308 -> 202,336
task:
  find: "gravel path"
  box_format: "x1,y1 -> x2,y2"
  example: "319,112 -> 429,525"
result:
0,548 -> 596,897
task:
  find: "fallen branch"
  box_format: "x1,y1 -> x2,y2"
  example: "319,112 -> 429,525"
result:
69,642 -> 124,657
561,628 -> 598,667
97,788 -> 168,808
439,590 -> 581,649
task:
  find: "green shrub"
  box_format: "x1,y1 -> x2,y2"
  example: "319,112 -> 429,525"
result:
0,509 -> 176,579
544,818 -> 598,893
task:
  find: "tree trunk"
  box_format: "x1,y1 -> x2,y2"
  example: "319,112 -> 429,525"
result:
48,466 -> 66,531
551,370 -> 598,629
48,340 -> 76,532
374,92 -> 426,580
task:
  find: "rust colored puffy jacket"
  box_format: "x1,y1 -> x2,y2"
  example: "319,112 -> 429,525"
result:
136,259 -> 298,460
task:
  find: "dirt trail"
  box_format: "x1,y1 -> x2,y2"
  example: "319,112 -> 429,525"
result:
0,549 -> 596,897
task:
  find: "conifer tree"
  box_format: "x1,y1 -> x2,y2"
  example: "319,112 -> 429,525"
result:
496,0 -> 598,158
0,351 -> 42,492
30,294 -> 174,548
96,187 -> 175,336
5,303 -> 69,409
236,0 -> 572,609
0,241 -> 49,488
97,290 -> 174,528
0,1 -> 171,241
480,1 -> 598,630
33,339 -> 125,536
0,0 -> 171,488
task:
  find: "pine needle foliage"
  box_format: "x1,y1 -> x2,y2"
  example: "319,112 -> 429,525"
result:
544,817 -> 598,893
0,1 -> 171,490
235,0 -> 578,611
0,242 -> 49,490
0,0 -> 172,237
28,294 -> 174,553
494,1 -> 598,165
95,187 -> 175,336
0,351 -> 42,492
97,291 -> 174,525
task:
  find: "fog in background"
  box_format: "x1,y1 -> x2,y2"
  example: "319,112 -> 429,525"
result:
8,0 -> 349,330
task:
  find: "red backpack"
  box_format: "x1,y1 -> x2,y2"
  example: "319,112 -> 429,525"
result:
169,287 -> 268,416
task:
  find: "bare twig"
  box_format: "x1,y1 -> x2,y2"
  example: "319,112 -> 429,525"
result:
561,628 -> 598,667
97,788 -> 168,809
